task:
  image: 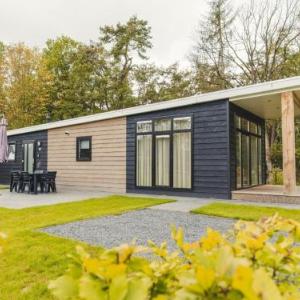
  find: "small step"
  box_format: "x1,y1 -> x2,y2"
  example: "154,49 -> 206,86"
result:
232,191 -> 300,204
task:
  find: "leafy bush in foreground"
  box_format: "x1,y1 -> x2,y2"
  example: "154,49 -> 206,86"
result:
49,215 -> 300,300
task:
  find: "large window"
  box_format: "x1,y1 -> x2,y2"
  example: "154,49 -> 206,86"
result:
76,137 -> 92,161
136,116 -> 192,189
235,114 -> 263,189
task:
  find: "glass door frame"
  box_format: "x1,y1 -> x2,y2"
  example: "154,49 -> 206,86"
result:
235,115 -> 263,190
154,133 -> 172,187
22,140 -> 36,173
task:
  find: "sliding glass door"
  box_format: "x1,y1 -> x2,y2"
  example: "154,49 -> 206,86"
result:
235,114 -> 263,189
23,141 -> 35,173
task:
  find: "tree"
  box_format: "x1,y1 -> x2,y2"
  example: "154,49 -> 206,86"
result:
43,36 -> 81,120
191,0 -> 300,180
231,0 -> 300,179
226,0 -> 300,84
133,63 -> 195,105
192,0 -> 300,86
99,16 -> 152,109
0,42 -> 5,114
64,43 -> 107,115
43,37 -> 109,120
1,44 -> 51,129
190,0 -> 236,91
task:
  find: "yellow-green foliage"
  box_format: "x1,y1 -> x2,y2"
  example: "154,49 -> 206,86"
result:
49,214 -> 300,300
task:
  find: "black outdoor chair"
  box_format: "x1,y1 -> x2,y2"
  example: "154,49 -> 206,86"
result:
10,171 -> 21,192
20,172 -> 33,193
41,171 -> 57,193
37,171 -> 48,193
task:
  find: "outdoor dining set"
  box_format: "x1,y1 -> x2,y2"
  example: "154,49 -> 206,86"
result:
10,170 -> 57,194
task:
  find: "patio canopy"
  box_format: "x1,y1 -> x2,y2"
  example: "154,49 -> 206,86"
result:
230,84 -> 300,119
230,85 -> 300,196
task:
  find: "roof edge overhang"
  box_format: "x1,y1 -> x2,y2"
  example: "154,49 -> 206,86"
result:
7,76 -> 300,136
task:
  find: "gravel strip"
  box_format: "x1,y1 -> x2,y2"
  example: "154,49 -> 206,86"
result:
42,209 -> 234,251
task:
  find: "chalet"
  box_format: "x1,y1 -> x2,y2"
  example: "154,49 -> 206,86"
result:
2,76 -> 300,202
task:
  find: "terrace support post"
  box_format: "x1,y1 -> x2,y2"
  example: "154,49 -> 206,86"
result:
281,91 -> 296,195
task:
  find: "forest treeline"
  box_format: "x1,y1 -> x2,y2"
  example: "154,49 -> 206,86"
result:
1,0 -> 300,178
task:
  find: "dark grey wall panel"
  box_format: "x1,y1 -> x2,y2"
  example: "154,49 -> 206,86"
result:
0,130 -> 48,184
229,103 -> 266,190
126,99 -> 231,199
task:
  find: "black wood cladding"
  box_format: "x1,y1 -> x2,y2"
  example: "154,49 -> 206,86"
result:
0,99 -> 266,198
0,130 -> 48,184
126,99 -> 232,199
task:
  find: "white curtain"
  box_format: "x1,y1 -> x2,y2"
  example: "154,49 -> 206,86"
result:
136,135 -> 152,186
154,119 -> 171,131
156,135 -> 170,186
173,132 -> 191,188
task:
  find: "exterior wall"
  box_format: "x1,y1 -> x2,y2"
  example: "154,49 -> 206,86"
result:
126,99 -> 231,199
47,117 -> 126,193
0,130 -> 48,184
229,103 -> 267,190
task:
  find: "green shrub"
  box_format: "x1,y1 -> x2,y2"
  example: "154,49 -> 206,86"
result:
270,168 -> 284,185
49,215 -> 300,300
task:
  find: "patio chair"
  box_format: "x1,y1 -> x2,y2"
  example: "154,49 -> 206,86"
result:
10,171 -> 21,192
38,171 -> 48,193
20,172 -> 33,193
41,171 -> 57,193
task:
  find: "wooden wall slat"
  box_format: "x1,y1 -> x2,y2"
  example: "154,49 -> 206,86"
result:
48,117 -> 127,192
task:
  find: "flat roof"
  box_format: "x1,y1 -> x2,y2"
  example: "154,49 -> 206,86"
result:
8,76 -> 300,136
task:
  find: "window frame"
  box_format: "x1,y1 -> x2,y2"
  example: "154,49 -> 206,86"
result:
76,136 -> 92,162
234,113 -> 263,190
135,115 -> 193,191
8,141 -> 16,162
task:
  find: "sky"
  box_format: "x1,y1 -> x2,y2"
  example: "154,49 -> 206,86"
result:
0,0 -> 209,68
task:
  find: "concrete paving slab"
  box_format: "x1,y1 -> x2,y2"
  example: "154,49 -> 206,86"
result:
0,188 -> 110,209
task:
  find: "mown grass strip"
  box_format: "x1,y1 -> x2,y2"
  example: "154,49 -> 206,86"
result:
192,202 -> 300,221
0,195 -> 172,299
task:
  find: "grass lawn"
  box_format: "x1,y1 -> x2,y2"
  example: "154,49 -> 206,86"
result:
0,195 -> 171,300
192,202 -> 300,222
0,184 -> 8,189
